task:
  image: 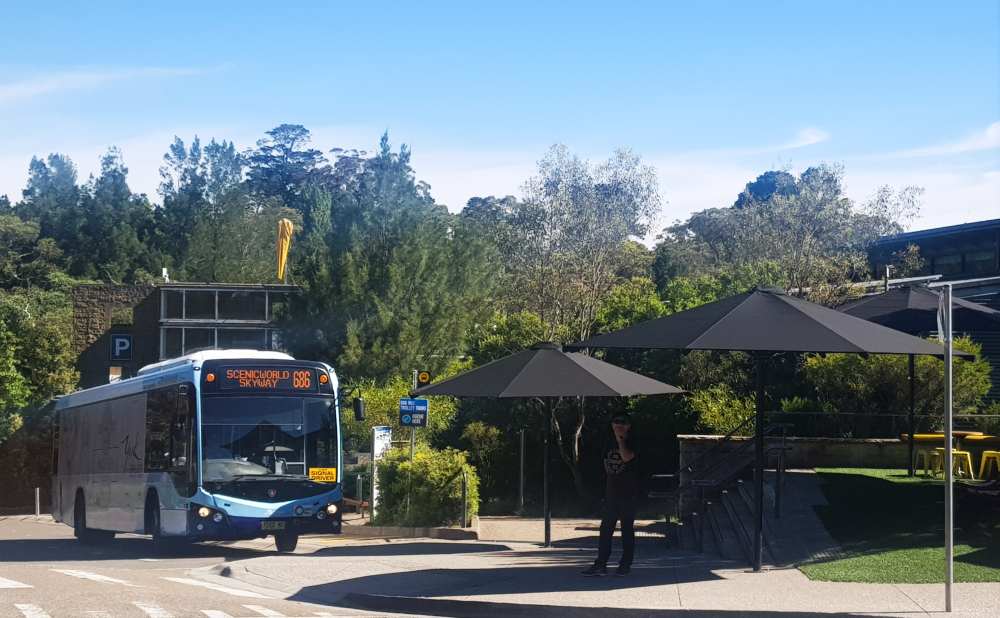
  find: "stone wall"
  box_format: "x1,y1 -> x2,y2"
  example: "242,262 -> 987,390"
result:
72,285 -> 159,388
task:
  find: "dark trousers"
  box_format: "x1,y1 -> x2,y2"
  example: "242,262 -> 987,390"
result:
595,499 -> 636,567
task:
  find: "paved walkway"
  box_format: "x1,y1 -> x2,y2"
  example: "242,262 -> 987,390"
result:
216,535 -> 1000,617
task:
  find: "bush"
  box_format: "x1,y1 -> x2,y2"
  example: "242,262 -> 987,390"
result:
374,446 -> 479,527
690,384 -> 755,434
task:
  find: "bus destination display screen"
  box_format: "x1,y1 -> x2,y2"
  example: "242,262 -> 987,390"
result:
217,366 -> 317,392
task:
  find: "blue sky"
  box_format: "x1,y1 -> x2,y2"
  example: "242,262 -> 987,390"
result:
1,1 -> 997,235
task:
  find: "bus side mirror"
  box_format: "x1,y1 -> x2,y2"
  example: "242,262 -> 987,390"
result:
352,397 -> 365,422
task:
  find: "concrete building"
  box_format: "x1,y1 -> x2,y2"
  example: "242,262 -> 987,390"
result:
72,283 -> 296,389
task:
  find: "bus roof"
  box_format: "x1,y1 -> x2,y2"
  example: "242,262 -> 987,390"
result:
56,350 -> 298,410
137,350 -> 295,375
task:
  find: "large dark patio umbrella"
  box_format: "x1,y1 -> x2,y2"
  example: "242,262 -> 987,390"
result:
572,287 -> 968,571
412,341 -> 683,546
840,285 -> 1000,475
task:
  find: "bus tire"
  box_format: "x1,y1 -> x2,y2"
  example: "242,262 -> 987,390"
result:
74,491 -> 113,544
274,532 -> 298,553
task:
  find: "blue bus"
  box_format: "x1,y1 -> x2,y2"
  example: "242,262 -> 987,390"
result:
52,350 -> 358,552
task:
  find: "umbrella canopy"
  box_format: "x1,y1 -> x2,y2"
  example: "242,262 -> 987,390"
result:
411,341 -> 681,548
412,342 -> 684,398
839,285 -> 1000,334
573,287 -> 969,357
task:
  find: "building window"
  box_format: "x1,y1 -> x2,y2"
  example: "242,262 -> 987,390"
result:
932,254 -> 962,276
219,291 -> 267,321
269,292 -> 289,321
109,366 -> 124,383
163,290 -> 183,319
186,291 -> 216,319
184,328 -> 216,353
965,250 -> 996,275
164,328 -> 183,358
218,328 -> 267,350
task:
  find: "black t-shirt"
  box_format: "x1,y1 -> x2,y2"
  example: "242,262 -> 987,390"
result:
604,446 -> 642,501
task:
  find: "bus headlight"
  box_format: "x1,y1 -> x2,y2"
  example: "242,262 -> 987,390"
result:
326,504 -> 338,515
197,506 -> 212,518
212,512 -> 224,523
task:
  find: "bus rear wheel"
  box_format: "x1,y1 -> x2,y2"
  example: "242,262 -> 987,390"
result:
274,532 -> 298,553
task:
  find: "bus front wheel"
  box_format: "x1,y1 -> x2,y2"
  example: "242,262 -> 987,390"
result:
74,491 -> 113,544
274,532 -> 298,553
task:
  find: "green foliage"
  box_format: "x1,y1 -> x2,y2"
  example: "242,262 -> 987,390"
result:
374,446 -> 479,527
468,310 -> 549,365
340,368 -> 464,452
689,384 -> 755,434
0,215 -> 63,289
660,262 -> 785,313
286,135 -> 496,380
0,322 -> 30,441
657,165 -> 922,301
594,277 -> 666,333
802,336 -> 991,417
780,395 -> 818,413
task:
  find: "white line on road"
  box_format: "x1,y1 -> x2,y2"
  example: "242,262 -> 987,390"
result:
200,612 -> 233,618
242,605 -> 286,616
14,604 -> 51,618
162,577 -> 269,599
133,601 -> 175,617
0,576 -> 32,589
51,569 -> 137,587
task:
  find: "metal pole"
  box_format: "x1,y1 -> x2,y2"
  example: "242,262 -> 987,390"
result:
543,399 -> 552,547
35,487 -> 40,517
944,284 -> 954,612
519,429 -> 525,514
358,474 -> 365,519
908,354 -> 916,477
461,469 -> 468,528
753,354 -> 765,572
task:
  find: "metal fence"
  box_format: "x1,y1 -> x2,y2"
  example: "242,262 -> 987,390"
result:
761,412 -> 1000,439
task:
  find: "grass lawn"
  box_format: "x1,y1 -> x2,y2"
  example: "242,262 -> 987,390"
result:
798,468 -> 1000,583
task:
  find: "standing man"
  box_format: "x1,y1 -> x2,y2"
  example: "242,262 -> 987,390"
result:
583,413 -> 642,576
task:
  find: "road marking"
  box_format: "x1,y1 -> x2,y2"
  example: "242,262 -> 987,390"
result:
84,612 -> 113,617
162,577 -> 269,598
14,604 -> 51,618
200,612 -> 233,618
51,569 -> 137,587
133,601 -> 175,617
0,576 -> 32,589
243,606 -> 286,616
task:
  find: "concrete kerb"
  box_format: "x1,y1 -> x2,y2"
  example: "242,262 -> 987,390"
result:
341,522 -> 478,541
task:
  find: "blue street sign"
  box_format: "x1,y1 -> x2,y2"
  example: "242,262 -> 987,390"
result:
110,334 -> 133,361
399,398 -> 429,427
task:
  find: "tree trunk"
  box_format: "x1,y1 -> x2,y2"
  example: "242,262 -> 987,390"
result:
550,400 -> 590,500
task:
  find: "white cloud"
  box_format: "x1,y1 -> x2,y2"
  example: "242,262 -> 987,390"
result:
0,67 -> 211,104
892,121 -> 1000,158
780,127 -> 831,150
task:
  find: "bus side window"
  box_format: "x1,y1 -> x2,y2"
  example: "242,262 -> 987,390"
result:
168,384 -> 196,497
145,390 -> 172,472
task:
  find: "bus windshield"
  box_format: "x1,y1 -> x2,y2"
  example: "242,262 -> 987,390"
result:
200,395 -> 337,483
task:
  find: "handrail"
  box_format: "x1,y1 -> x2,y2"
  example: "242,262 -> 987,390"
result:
681,414 -> 756,477
682,422 -> 787,487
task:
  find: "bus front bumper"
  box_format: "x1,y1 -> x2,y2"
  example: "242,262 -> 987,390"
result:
188,511 -> 343,539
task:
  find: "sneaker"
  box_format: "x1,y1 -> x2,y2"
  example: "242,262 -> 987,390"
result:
615,564 -> 631,576
581,564 -> 607,576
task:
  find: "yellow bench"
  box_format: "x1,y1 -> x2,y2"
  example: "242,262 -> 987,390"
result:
979,451 -> 1000,480
932,448 -> 975,479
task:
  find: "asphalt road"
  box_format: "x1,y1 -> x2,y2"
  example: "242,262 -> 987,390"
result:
0,516 -> 392,618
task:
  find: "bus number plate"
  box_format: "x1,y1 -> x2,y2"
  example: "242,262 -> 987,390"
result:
261,521 -> 285,531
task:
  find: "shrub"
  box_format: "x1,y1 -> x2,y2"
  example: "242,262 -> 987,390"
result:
690,384 -> 755,434
374,446 -> 479,527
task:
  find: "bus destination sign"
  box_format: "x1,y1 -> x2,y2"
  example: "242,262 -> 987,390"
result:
218,367 -> 317,392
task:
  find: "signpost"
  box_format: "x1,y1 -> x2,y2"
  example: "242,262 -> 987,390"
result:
371,426 -> 392,520
399,398 -> 429,428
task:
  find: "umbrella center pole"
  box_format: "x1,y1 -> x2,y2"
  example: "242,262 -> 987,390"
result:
753,353 -> 767,573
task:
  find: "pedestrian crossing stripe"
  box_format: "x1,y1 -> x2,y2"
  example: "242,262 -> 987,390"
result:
0,576 -> 32,589
133,601 -> 174,617
51,569 -> 137,587
14,604 -> 51,618
162,577 -> 270,598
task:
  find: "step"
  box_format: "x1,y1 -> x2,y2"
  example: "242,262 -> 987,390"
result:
707,499 -> 745,563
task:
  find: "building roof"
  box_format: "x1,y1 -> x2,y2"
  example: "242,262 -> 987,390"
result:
874,218 -> 1000,246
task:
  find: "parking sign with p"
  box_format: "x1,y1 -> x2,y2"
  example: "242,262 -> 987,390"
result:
110,334 -> 133,361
